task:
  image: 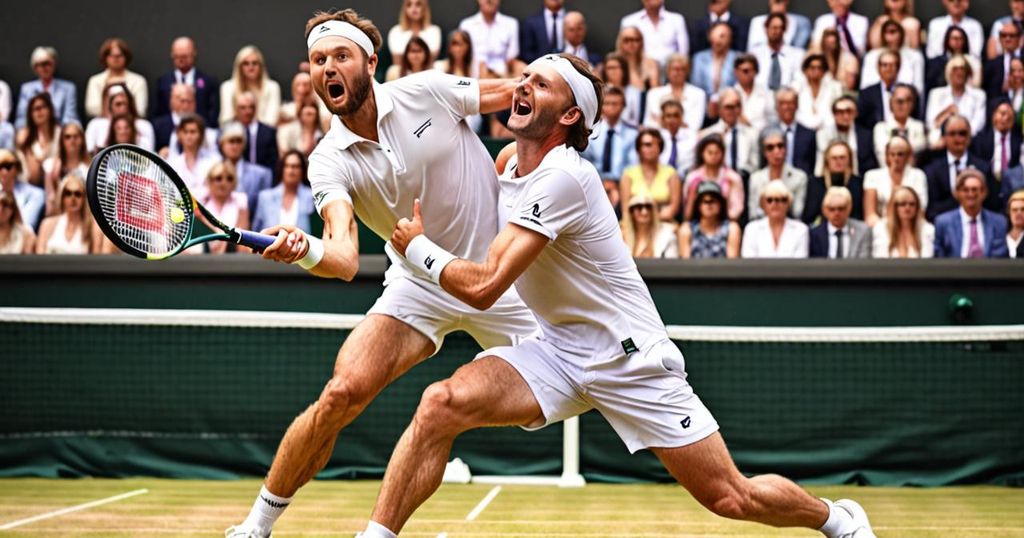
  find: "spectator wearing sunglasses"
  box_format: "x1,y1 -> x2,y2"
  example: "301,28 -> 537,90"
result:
35,174 -> 95,254
620,194 -> 679,258
0,149 -> 44,231
740,179 -> 808,257
924,115 -> 996,221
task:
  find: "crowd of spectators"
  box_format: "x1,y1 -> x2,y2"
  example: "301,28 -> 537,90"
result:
1,0 -> 1023,259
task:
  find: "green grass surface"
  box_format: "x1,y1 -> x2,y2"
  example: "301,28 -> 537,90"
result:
0,479 -> 1022,537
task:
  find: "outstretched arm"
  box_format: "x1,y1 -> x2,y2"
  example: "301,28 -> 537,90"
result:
261,199 -> 360,281
392,200 -> 547,310
478,78 -> 518,115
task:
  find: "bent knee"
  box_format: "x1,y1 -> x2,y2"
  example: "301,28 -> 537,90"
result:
413,381 -> 474,432
318,376 -> 375,423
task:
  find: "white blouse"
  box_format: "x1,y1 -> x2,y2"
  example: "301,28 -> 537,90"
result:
741,217 -> 809,258
862,166 -> 929,217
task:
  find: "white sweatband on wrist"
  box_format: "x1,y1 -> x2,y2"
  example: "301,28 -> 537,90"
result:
295,233 -> 325,270
405,235 -> 457,284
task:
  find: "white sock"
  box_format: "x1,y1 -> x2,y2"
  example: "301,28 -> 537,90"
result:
241,485 -> 293,536
818,498 -> 853,538
360,520 -> 398,538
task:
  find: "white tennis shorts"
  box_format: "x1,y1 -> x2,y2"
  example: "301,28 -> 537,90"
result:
367,274 -> 538,353
480,336 -> 719,453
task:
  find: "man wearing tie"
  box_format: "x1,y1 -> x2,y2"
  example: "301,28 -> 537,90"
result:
768,87 -> 815,180
751,13 -> 805,92
970,99 -> 1023,181
692,0 -> 750,52
152,37 -> 220,127
234,91 -> 278,171
811,0 -> 868,59
809,186 -> 872,258
658,100 -> 696,174
518,0 -> 565,63
581,86 -> 637,213
983,22 -> 1022,99
925,115 -> 997,220
934,169 -> 1010,257
699,88 -> 759,175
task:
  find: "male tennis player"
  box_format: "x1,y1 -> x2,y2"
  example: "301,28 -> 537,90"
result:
365,53 -> 877,538
225,9 -> 538,538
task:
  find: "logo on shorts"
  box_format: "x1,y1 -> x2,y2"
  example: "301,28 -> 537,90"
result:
680,416 -> 691,429
413,118 -> 432,138
531,203 -> 542,217
424,255 -> 435,269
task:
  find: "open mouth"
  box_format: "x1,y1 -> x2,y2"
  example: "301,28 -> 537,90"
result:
327,82 -> 345,99
513,99 -> 532,116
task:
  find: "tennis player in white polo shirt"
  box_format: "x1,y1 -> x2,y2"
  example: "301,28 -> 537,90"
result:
363,53 -> 877,538
225,9 -> 538,538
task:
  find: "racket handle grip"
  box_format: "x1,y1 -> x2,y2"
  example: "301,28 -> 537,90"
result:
237,229 -> 278,252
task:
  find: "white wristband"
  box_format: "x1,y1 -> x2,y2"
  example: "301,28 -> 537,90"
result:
295,233 -> 325,270
405,235 -> 457,283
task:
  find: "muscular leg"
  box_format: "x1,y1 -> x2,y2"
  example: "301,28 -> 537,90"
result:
652,432 -> 828,529
370,356 -> 543,534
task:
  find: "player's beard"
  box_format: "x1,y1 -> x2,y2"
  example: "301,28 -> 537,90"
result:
321,68 -> 373,117
507,103 -> 564,140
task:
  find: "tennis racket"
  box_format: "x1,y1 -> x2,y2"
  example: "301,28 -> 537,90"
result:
86,144 -> 277,259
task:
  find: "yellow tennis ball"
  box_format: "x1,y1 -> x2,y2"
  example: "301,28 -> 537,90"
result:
170,207 -> 185,224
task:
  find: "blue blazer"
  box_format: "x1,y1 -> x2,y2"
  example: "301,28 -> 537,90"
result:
15,78 -> 79,129
690,50 -> 738,97
1000,165 -> 1024,207
519,10 -> 561,63
151,70 -> 220,127
856,83 -> 886,131
234,159 -> 273,218
152,115 -> 175,152
245,122 -> 278,171
692,12 -> 750,52
969,126 -> 1022,171
933,208 -> 1009,258
581,121 -> 638,182
252,184 -> 315,234
923,154 -> 998,221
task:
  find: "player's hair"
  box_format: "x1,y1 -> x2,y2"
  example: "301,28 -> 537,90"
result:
559,53 -> 604,152
305,9 -> 383,57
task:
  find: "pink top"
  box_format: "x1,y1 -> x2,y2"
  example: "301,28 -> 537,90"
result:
198,190 -> 248,228
683,167 -> 745,221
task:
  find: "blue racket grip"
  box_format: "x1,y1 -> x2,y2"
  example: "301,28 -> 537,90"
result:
237,229 -> 279,252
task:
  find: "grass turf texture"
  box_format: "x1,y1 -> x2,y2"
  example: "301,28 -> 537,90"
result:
0,479 -> 1021,537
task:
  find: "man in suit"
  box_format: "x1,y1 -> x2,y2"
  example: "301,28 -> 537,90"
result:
815,96 -> 877,176
934,169 -> 1010,257
218,122 -> 273,217
581,86 -> 637,214
748,0 -> 811,50
14,47 -> 78,129
809,186 -> 872,258
519,0 -> 565,64
233,91 -> 278,171
658,100 -> 697,173
692,0 -> 749,52
152,37 -> 220,127
925,115 -> 998,221
691,22 -> 738,97
769,87 -> 815,179
970,99 -> 1022,181
700,87 -> 759,175
153,83 -> 219,156
857,50 -> 900,130
750,13 -> 805,92
811,0 -> 869,59
562,11 -> 602,69
1000,164 -> 1024,207
982,21 -> 1022,99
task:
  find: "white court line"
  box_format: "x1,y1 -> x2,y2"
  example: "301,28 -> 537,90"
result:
465,486 -> 502,522
0,488 -> 148,530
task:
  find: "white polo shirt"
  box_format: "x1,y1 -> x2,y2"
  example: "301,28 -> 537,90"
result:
309,70 -> 500,282
620,7 -> 690,64
499,145 -> 667,359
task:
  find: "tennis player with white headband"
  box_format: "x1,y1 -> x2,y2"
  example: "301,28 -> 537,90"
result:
226,9 -> 539,538
369,53 -> 879,538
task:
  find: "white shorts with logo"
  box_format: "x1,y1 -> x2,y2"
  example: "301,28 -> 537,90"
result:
479,336 -> 719,453
367,274 -> 538,353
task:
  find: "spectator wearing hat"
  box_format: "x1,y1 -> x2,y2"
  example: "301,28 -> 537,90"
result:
621,194 -> 679,258
15,47 -> 79,130
678,180 -> 741,258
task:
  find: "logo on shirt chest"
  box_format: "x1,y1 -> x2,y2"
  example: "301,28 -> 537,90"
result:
413,118 -> 432,138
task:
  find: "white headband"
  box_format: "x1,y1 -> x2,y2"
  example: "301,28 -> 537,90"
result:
529,54 -> 599,128
307,20 -> 374,57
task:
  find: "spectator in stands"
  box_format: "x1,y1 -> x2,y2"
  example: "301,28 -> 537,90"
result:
600,53 -> 642,127
233,92 -> 278,171
926,56 -> 987,148
987,0 -> 1024,59
971,99 -> 1021,181
700,88 -> 759,175
385,36 -> 432,82
810,0 -> 868,59
106,114 -> 138,149
1001,57 -> 1024,117
219,46 -> 281,127
692,0 -> 749,53
934,169 -> 1009,257
809,186 -> 872,258
519,0 -> 565,64
615,26 -> 660,91
873,84 -> 927,165
0,188 -> 36,254
750,13 -> 805,92
85,38 -> 147,119
620,128 -> 681,223
0,149 -> 43,231
621,194 -> 679,258
925,0 -> 984,59
815,96 -> 877,177
769,87 -> 815,180
277,101 -> 322,157
85,83 -> 155,154
1001,162 -> 1024,206
388,0 -> 442,66
741,179 -> 809,257
15,94 -> 58,186
459,0 -> 520,77
620,0 -> 689,65
35,174 -> 94,254
861,20 -> 925,96
793,54 -> 841,130
562,12 -> 602,69
858,50 -> 901,131
197,161 -> 250,255
42,121 -> 89,216
582,86 -> 637,213
280,73 -> 317,127
925,26 -> 982,94
749,127 -> 807,220
1006,190 -> 1024,257
683,134 -> 744,221
167,114 -> 219,192
644,54 -> 705,134
804,140 -> 864,224
732,54 -> 774,131
218,122 -> 272,216
872,185 -> 934,257
983,21 -> 1023,99
152,84 -> 218,157
863,136 -> 929,228
691,23 -> 738,98
15,47 -> 78,129
253,150 -> 315,235
812,27 -> 860,92
925,115 -> 997,220
677,180 -> 741,258
435,30 -> 478,78
656,100 -> 697,174
868,0 -> 922,50
152,37 -> 219,127
748,0 -> 811,50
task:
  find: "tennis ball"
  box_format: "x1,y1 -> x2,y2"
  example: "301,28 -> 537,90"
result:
170,207 -> 185,224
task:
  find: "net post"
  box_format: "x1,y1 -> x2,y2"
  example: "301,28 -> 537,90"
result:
559,416 -> 586,487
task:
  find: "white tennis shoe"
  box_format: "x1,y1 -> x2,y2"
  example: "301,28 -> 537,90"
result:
224,524 -> 271,538
834,499 -> 877,538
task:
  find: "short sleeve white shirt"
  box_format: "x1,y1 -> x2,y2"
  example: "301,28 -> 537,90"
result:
459,12 -> 520,76
620,7 -> 689,65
